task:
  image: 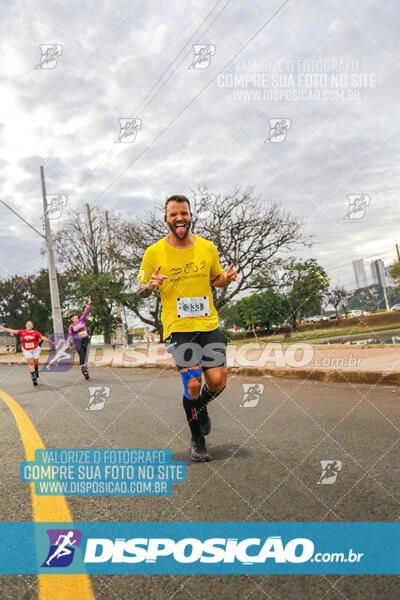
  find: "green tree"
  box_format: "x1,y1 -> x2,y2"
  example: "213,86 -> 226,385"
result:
325,285 -> 353,318
349,284 -> 399,312
268,258 -> 330,329
390,262 -> 400,288
218,301 -> 243,329
53,205 -> 125,343
236,289 -> 287,336
0,269 -> 70,349
237,295 -> 263,338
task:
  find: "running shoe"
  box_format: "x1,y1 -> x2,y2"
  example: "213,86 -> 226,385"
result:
191,435 -> 212,462
198,405 -> 211,436
31,374 -> 38,387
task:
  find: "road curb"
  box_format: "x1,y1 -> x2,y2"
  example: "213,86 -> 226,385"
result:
227,367 -> 400,386
1,358 -> 399,386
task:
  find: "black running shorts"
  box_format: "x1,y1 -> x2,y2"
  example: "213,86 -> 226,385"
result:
164,327 -> 227,371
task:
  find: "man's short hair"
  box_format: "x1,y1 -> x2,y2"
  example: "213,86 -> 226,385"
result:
69,313 -> 78,319
165,195 -> 191,214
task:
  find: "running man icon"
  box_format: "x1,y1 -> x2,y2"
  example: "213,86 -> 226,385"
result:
42,529 -> 82,568
46,531 -> 76,566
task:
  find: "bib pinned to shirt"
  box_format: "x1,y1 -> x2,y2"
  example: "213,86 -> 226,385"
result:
177,296 -> 210,318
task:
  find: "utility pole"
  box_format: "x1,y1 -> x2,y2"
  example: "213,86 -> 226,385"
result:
382,280 -> 390,312
40,166 -> 64,335
105,210 -> 124,345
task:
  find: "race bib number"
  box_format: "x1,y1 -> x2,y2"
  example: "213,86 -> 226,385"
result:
25,342 -> 34,349
177,296 -> 210,318
78,330 -> 87,337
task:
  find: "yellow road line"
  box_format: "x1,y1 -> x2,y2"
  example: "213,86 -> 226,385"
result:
0,390 -> 95,600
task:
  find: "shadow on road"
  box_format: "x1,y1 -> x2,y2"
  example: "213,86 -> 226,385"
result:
173,443 -> 251,463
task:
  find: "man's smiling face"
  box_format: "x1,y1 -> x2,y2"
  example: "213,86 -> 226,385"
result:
166,200 -> 191,240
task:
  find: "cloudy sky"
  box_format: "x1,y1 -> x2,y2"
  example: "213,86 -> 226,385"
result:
0,0 -> 399,290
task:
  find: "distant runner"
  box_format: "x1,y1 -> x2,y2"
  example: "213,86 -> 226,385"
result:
137,195 -> 239,462
66,296 -> 91,380
0,320 -> 53,386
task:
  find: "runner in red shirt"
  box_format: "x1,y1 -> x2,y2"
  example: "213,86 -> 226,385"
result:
0,320 -> 53,386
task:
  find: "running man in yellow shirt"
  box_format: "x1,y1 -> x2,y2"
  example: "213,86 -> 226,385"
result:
137,195 -> 239,462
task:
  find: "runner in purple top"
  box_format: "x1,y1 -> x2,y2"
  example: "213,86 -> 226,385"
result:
66,296 -> 91,379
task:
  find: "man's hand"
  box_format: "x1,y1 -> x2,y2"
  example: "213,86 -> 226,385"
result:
211,264 -> 240,288
148,265 -> 168,291
87,296 -> 92,306
225,263 -> 240,284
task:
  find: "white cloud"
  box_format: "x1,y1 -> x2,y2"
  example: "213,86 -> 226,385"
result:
0,0 -> 399,292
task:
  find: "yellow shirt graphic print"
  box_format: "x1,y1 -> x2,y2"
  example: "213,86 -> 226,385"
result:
137,236 -> 225,340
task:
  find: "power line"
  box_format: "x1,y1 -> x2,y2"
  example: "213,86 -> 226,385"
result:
136,0 -> 233,115
92,0 -> 292,205
74,0 -> 232,193
0,198 -> 45,239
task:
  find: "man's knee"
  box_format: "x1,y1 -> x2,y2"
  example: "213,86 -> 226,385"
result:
206,370 -> 227,393
187,377 -> 202,399
209,380 -> 226,394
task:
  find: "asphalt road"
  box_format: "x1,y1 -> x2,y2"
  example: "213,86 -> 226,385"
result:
0,364 -> 399,599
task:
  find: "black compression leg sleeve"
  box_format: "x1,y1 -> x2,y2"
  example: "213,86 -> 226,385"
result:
199,383 -> 222,405
182,395 -> 204,437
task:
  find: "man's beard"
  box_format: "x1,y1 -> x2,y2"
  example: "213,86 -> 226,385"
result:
168,220 -> 191,239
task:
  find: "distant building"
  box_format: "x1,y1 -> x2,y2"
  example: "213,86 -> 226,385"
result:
370,259 -> 387,287
352,259 -> 368,289
384,264 -> 395,286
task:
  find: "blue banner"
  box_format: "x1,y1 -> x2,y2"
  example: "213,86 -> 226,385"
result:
0,522 -> 399,574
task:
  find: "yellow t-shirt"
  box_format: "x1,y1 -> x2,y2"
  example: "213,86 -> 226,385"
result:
137,235 -> 225,340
